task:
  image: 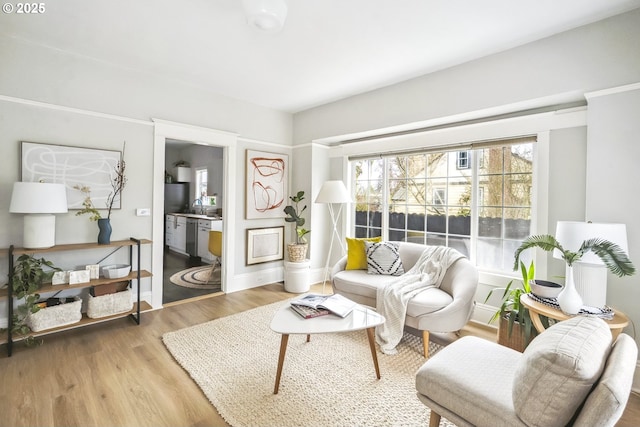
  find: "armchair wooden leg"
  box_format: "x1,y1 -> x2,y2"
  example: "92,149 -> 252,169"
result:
429,410 -> 441,427
422,330 -> 430,358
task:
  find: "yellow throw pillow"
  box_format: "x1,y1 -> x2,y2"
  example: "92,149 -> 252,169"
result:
345,236 -> 382,270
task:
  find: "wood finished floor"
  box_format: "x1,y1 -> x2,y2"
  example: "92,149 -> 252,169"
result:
0,282 -> 638,427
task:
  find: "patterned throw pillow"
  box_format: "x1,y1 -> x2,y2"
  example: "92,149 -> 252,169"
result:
365,241 -> 405,276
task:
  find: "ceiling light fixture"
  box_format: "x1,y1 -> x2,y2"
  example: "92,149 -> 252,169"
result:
242,0 -> 288,33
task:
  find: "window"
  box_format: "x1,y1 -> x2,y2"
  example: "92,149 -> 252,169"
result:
351,138 -> 534,273
195,168 -> 208,202
457,151 -> 470,169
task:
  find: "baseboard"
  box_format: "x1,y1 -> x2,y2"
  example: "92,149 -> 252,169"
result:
471,302 -> 499,327
227,267 -> 284,293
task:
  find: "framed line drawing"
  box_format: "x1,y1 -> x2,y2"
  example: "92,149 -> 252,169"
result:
246,149 -> 288,219
20,141 -> 122,210
246,226 -> 284,265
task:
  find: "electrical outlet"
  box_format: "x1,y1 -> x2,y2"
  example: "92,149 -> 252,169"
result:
136,208 -> 151,216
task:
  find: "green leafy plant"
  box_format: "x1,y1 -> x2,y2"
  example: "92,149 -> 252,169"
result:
513,234 -> 636,276
284,190 -> 311,244
485,260 -> 543,346
75,142 -> 128,221
11,254 -> 61,345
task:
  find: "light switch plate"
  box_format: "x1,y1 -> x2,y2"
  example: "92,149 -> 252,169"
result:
136,208 -> 151,216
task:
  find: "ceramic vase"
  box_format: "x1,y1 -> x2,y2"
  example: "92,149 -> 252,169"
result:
97,218 -> 112,245
557,265 -> 583,314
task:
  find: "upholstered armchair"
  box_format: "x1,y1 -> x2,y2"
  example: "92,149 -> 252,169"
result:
415,316 -> 638,427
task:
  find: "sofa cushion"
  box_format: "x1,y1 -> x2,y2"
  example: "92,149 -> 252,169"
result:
416,336 -> 527,427
365,241 -> 405,275
512,316 -> 612,427
332,269 -> 452,316
345,236 -> 381,270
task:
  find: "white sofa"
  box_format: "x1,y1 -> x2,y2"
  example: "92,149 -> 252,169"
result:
331,241 -> 479,357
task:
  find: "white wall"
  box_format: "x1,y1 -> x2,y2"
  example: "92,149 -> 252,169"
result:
585,86 -> 640,329
293,9 -> 640,144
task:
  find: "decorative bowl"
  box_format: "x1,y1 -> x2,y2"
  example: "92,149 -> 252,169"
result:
101,264 -> 131,279
530,279 -> 563,299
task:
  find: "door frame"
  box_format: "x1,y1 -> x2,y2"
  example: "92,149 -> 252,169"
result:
151,119 -> 237,309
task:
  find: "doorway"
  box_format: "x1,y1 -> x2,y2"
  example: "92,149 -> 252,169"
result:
162,139 -> 225,304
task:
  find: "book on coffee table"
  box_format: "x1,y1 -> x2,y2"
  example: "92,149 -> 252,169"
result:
290,293 -> 358,318
290,303 -> 330,319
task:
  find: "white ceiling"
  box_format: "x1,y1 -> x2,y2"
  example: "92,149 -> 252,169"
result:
2,0 -> 640,113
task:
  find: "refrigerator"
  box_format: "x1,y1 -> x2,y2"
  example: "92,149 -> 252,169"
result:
164,183 -> 190,214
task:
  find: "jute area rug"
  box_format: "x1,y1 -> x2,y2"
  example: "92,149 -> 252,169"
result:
169,265 -> 221,290
162,300 -> 455,427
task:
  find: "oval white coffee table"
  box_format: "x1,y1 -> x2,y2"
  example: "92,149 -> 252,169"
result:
269,301 -> 385,394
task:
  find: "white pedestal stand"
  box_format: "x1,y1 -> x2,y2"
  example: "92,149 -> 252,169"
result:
283,260 -> 311,293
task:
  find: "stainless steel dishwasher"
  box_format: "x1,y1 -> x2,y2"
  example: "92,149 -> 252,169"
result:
186,218 -> 199,256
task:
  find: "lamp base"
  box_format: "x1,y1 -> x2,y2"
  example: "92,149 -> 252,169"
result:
573,263 -> 608,308
23,214 -> 57,249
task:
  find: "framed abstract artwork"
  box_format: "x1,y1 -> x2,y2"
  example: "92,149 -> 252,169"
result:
246,226 -> 284,265
245,149 -> 288,219
20,141 -> 122,210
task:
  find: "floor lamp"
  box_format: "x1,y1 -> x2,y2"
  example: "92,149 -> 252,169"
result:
315,180 -> 351,293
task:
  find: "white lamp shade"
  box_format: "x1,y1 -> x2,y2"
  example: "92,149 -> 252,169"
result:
242,0 -> 288,33
10,182 -> 68,213
10,182 -> 68,249
554,221 -> 629,265
315,180 -> 351,204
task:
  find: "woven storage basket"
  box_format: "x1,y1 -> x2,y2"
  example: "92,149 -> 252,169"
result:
497,315 -> 537,353
87,289 -> 133,319
287,243 -> 308,262
25,296 -> 82,332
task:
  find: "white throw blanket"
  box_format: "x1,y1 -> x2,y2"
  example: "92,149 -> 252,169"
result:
375,246 -> 464,355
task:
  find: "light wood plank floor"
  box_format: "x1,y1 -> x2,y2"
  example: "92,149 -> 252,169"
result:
0,282 -> 638,426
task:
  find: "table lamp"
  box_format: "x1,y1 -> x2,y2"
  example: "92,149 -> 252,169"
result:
9,181 -> 68,248
554,221 -> 629,308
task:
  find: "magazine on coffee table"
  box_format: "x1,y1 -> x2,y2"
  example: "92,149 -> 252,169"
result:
290,293 -> 358,318
290,303 -> 330,319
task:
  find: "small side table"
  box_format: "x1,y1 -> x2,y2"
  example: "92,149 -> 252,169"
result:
283,260 -> 311,293
520,294 -> 629,340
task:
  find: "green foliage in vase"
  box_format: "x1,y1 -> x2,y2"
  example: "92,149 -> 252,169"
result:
514,234 -> 635,276
485,261 -> 544,346
284,190 -> 311,244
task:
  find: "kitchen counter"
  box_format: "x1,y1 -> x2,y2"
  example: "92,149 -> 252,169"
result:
170,213 -> 222,220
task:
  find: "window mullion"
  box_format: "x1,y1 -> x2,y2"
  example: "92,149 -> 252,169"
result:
470,150 -> 479,264
382,157 -> 390,241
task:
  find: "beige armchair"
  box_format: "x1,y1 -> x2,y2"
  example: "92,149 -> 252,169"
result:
415,316 -> 638,427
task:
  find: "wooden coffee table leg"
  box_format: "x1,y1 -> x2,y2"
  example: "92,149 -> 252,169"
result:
274,334 -> 289,394
366,327 -> 381,379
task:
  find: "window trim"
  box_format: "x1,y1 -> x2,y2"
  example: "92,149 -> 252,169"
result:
348,135 -> 541,280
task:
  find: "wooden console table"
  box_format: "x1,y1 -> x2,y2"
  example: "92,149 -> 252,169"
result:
520,293 -> 629,340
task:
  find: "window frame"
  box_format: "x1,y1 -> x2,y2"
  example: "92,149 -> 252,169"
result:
349,138 -> 537,277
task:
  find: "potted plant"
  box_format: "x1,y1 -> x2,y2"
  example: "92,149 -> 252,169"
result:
10,254 -> 61,345
284,190 -> 311,262
513,234 -> 635,314
75,142 -> 127,244
485,261 -> 547,351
